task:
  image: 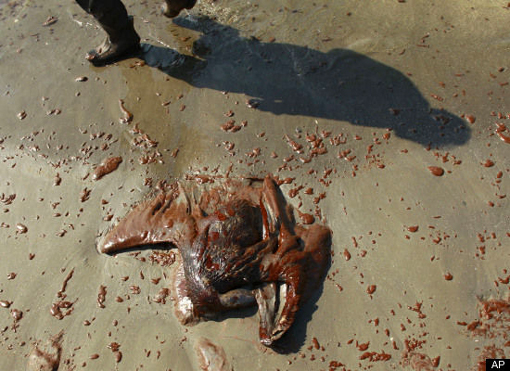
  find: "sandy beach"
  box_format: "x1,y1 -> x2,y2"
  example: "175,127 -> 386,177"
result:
0,0 -> 509,370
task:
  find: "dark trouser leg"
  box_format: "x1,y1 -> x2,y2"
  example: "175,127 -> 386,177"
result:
75,0 -> 90,13
74,0 -> 141,65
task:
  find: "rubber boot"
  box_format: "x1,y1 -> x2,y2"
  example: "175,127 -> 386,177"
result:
79,0 -> 141,65
161,0 -> 197,18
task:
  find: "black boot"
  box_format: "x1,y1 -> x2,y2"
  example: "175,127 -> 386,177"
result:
85,16 -> 140,66
77,0 -> 141,66
161,0 -> 197,18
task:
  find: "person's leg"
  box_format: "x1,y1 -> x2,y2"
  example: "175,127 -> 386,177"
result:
161,0 -> 197,18
75,0 -> 140,65
75,0 -> 90,13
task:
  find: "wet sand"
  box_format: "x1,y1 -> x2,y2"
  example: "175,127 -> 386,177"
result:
0,0 -> 509,370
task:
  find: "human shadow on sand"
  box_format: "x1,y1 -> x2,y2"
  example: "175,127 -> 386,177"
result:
139,15 -> 471,148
